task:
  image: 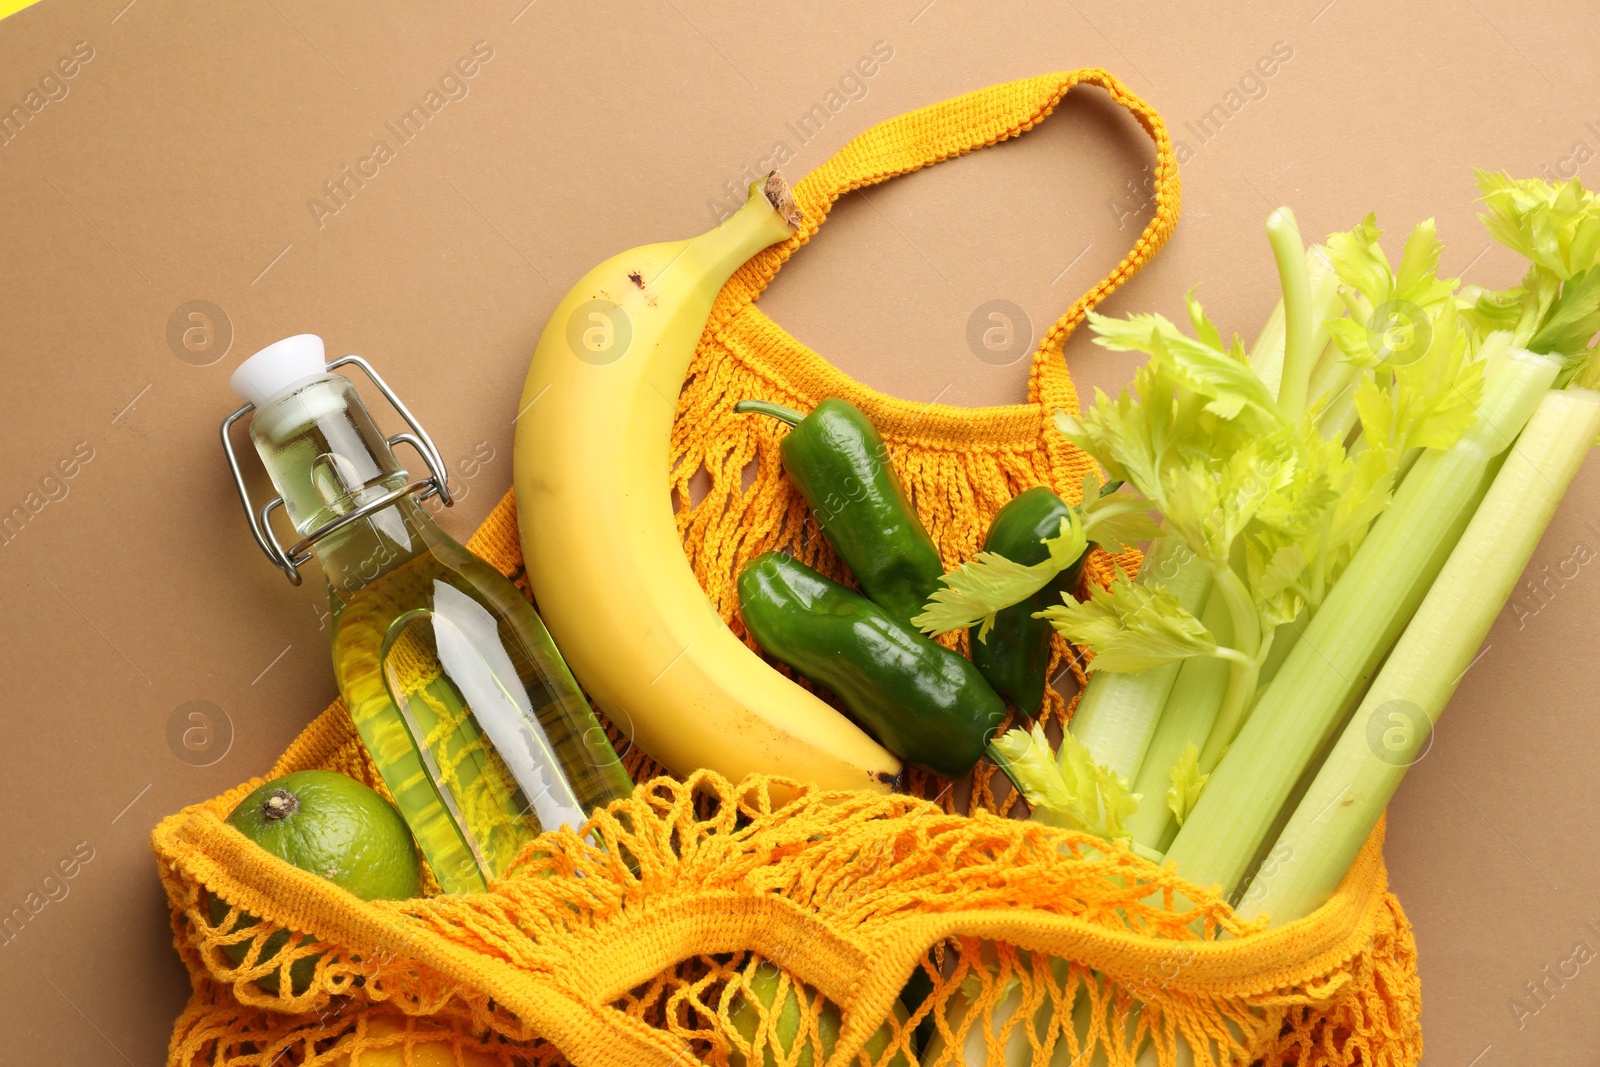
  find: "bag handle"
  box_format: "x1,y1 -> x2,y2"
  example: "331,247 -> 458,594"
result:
711,68 -> 1180,366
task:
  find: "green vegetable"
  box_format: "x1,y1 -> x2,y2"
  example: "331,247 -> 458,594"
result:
737,552 -> 1006,778
990,198 -> 1558,888
735,398 -> 943,628
913,475 -> 1151,618
1163,348 -> 1558,899
1240,387 -> 1600,923
965,489 -> 1089,716
1053,277 -> 1402,782
1248,232 -> 1344,401
1122,589 -> 1232,850
1037,569 -> 1246,677
1011,214 -> 1484,852
1265,207 -> 1316,419
912,506 -> 1089,643
949,173 -> 1600,1066
1064,536 -> 1211,784
910,479 -> 1148,717
990,723 -> 1139,845
911,475 -> 1157,735
1164,743 -> 1209,829
1466,172 -> 1600,377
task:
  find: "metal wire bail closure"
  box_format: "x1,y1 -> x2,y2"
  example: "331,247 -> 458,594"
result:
219,355 -> 454,585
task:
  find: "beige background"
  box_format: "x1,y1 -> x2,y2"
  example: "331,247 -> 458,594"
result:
1,0 -> 1597,1063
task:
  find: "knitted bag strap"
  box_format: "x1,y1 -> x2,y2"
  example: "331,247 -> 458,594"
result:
707,68 -> 1181,393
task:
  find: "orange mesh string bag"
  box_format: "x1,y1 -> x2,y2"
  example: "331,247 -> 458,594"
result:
151,70 -> 1423,1067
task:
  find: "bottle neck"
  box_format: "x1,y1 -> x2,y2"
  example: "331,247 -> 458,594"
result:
248,375 -> 442,598
316,494 -> 441,605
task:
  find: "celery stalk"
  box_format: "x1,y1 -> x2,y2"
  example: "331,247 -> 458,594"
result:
1267,209 -> 1316,419
1125,589 -> 1233,850
1249,242 -> 1341,401
1315,377 -> 1362,446
1308,343 -> 1361,444
1246,293 -> 1287,391
1305,338 -> 1356,410
1163,350 -> 1560,900
1255,612 -> 1303,689
1238,387 -> 1600,923
1067,536 -> 1210,782
1203,567 -> 1265,740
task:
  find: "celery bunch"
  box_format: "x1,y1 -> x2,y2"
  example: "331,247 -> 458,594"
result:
959,174 -> 1600,907
930,171 -> 1600,1066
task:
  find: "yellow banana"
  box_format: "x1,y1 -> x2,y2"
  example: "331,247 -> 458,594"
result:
513,175 -> 903,794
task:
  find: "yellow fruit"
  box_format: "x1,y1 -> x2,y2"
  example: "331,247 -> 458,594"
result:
513,175 -> 902,793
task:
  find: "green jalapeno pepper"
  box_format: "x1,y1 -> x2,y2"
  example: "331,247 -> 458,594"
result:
738,552 -> 1005,779
735,398 -> 944,629
970,487 -> 1089,717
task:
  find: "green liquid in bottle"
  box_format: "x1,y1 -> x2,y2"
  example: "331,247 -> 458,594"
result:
246,372 -> 631,893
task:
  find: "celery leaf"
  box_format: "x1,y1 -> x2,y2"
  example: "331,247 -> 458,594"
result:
1035,569 -> 1218,672
1078,474 -> 1159,553
1530,265 -> 1600,357
1087,310 -> 1280,424
1395,217 -> 1447,299
1319,438 -> 1396,589
1476,170 -> 1600,281
1165,743 -> 1210,827
990,723 -> 1138,840
914,514 -> 1088,639
1325,218 -> 1458,369
1325,214 -> 1389,310
1460,284 -> 1527,338
1186,289 -> 1226,351
1474,172 -> 1600,379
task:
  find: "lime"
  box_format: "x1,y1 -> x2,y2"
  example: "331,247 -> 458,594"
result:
208,770 -> 422,994
324,1016 -> 504,1067
728,963 -> 910,1067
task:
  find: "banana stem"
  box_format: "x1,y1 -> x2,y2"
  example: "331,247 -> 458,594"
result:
734,399 -> 805,427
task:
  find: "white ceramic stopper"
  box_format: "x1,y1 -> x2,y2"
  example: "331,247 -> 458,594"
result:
230,334 -> 329,408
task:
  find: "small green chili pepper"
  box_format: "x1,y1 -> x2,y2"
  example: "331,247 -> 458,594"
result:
970,487 -> 1089,717
738,552 -> 1005,779
735,398 -> 944,629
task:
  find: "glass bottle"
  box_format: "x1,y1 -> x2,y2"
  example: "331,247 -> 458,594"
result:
222,334 -> 631,893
